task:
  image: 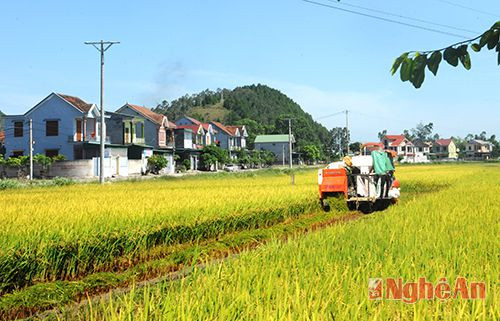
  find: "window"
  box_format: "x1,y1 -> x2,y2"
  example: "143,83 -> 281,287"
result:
45,149 -> 59,158
12,150 -> 24,157
46,120 -> 59,136
136,122 -> 144,138
14,121 -> 23,137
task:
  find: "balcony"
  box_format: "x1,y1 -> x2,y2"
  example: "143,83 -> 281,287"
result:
69,134 -> 110,144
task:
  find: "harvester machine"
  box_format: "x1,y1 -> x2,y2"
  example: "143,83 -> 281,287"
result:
318,154 -> 400,213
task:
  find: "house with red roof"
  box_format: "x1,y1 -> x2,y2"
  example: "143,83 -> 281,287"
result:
381,134 -> 415,157
431,138 -> 458,159
361,142 -> 383,155
175,116 -> 217,146
210,121 -> 235,150
116,103 -> 177,173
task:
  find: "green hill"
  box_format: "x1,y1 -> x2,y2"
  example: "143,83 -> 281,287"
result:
154,84 -> 330,154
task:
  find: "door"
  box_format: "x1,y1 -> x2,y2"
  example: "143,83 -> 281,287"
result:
76,119 -> 83,141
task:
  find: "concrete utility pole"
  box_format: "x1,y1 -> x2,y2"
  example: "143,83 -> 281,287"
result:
286,118 -> 294,185
29,119 -> 33,180
345,109 -> 350,155
85,40 -> 119,184
288,118 -> 292,169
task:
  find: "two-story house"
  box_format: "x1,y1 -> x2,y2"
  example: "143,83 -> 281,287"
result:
3,93 -> 127,161
465,139 -> 493,160
210,121 -> 236,151
175,116 -> 216,146
116,103 -> 176,173
381,134 -> 415,157
431,138 -> 458,159
174,124 -> 204,170
413,139 -> 432,156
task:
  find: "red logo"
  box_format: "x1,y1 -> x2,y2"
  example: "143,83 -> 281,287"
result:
368,277 -> 486,304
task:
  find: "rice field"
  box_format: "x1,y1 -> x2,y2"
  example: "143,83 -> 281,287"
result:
63,163 -> 498,320
0,170 -> 319,294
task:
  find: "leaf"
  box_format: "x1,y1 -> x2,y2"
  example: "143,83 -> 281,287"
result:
411,54 -> 427,89
498,51 -> 500,65
479,30 -> 492,48
400,58 -> 413,82
471,43 -> 481,52
391,53 -> 408,75
459,51 -> 471,70
457,44 -> 468,55
427,51 -> 442,76
487,30 -> 499,50
443,47 -> 459,67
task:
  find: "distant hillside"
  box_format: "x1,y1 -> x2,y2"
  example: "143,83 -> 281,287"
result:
154,84 -> 330,152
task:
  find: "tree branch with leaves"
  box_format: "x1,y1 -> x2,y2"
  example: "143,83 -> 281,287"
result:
392,21 -> 500,88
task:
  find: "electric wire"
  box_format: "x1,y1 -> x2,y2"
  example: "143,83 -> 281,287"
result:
302,0 -> 469,39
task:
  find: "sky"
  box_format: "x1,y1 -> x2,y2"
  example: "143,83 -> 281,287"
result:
0,0 -> 498,142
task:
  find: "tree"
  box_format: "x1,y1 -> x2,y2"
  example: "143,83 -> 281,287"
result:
200,145 -> 229,171
302,144 -> 321,164
147,155 -> 168,174
235,149 -> 251,168
329,127 -> 349,159
349,142 -> 361,154
152,100 -> 170,115
392,21 -> 500,88
377,129 -> 387,141
260,150 -> 277,166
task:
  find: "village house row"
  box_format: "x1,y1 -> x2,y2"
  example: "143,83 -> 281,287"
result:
0,93 -> 250,177
361,135 -> 493,162
0,93 -> 494,178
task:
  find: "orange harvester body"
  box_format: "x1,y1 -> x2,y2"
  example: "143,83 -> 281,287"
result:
318,168 -> 348,199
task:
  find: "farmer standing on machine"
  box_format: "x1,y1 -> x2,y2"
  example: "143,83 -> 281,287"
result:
371,148 -> 395,198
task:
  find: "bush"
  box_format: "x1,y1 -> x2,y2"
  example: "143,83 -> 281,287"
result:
147,155 -> 168,174
182,159 -> 191,172
52,177 -> 75,186
52,154 -> 66,162
0,179 -> 21,190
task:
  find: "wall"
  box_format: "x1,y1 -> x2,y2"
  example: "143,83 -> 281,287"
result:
128,159 -> 143,175
255,142 -> 289,164
2,159 -> 94,178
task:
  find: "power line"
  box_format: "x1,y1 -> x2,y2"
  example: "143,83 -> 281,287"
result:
324,0 -> 479,34
316,110 -> 345,120
301,0 -> 469,39
432,0 -> 500,19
